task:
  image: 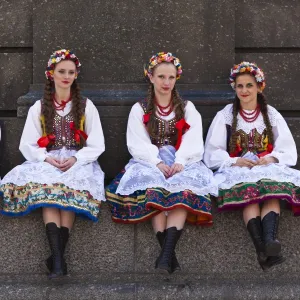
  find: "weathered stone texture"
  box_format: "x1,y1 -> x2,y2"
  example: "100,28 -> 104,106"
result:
32,0 -> 234,84
0,0 -> 33,47
236,0 -> 300,47
0,206 -> 134,274
0,53 -> 32,110
0,118 -> 25,177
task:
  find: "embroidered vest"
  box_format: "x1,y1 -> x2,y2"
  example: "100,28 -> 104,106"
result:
139,99 -> 186,148
40,100 -> 86,151
226,125 -> 269,156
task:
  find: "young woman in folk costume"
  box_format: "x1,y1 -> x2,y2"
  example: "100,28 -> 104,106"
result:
106,52 -> 218,274
0,49 -> 105,279
204,61 -> 300,270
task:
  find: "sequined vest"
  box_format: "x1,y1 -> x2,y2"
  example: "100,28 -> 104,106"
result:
41,100 -> 86,151
139,99 -> 187,148
226,125 -> 269,156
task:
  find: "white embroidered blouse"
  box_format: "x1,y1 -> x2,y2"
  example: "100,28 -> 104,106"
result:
19,99 -> 105,163
204,104 -> 297,170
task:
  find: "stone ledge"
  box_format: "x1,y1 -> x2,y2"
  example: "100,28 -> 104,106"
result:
0,274 -> 299,300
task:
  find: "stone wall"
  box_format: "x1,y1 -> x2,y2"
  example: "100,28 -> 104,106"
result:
0,1 -> 300,298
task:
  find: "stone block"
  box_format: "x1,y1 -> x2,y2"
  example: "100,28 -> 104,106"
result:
0,0 -> 32,47
0,53 -> 32,110
135,209 -> 300,277
32,0 -> 235,84
0,118 -> 25,177
236,0 -> 300,48
0,205 -> 134,274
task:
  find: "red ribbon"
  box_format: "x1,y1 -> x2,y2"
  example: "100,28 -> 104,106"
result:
143,112 -> 152,125
257,143 -> 274,158
174,119 -> 190,150
37,134 -> 56,148
230,144 -> 242,158
69,122 -> 88,143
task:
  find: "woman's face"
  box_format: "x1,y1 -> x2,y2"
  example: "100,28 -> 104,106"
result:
53,60 -> 77,90
235,73 -> 260,108
149,63 -> 177,97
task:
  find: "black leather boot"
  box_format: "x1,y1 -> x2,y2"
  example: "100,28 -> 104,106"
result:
155,227 -> 181,274
246,216 -> 268,270
170,229 -> 182,273
264,254 -> 286,270
262,212 -> 281,256
156,230 -> 182,273
45,226 -> 69,275
156,230 -> 166,248
46,223 -> 64,279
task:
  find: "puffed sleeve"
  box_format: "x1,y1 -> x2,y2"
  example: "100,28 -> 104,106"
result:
174,101 -> 204,166
265,114 -> 297,166
126,103 -> 161,165
204,111 -> 238,170
74,99 -> 105,163
19,100 -> 48,162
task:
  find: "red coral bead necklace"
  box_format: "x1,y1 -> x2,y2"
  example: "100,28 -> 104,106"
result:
239,104 -> 260,122
53,93 -> 72,111
155,97 -> 173,116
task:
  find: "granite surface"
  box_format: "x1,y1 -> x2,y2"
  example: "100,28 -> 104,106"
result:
0,53 -> 32,110
236,0 -> 300,48
32,0 -> 235,84
0,0 -> 33,47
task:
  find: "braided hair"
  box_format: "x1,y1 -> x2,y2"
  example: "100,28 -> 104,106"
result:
41,78 -> 85,147
145,84 -> 185,138
229,75 -> 274,154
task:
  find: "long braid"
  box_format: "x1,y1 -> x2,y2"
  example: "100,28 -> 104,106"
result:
42,79 -> 55,134
229,96 -> 240,154
146,84 -> 156,138
172,87 -> 185,120
258,93 -> 274,144
70,80 -> 85,147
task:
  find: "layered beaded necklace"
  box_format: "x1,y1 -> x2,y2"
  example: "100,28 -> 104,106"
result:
155,98 -> 173,116
53,94 -> 72,111
239,104 -> 260,122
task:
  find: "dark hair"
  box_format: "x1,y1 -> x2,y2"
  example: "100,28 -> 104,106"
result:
145,62 -> 184,137
229,92 -> 274,154
145,84 -> 184,138
42,75 -> 85,146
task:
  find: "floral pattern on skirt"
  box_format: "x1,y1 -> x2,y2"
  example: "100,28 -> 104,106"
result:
1,182 -> 100,221
217,179 -> 300,213
106,170 -> 212,226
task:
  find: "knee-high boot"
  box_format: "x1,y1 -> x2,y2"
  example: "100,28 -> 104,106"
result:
156,230 -> 181,273
262,211 -> 281,256
246,216 -> 268,270
45,226 -> 69,275
155,227 -> 182,274
46,223 -> 64,279
262,211 -> 285,269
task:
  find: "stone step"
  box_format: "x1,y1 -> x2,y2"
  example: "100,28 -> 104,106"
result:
0,205 -> 298,277
0,274 -> 299,300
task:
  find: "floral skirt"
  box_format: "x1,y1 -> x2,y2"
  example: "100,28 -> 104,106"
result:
0,149 -> 105,222
215,164 -> 300,212
106,170 -> 213,226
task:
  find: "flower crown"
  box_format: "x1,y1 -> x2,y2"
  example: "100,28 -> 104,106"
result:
45,49 -> 81,80
229,61 -> 266,91
144,52 -> 183,80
